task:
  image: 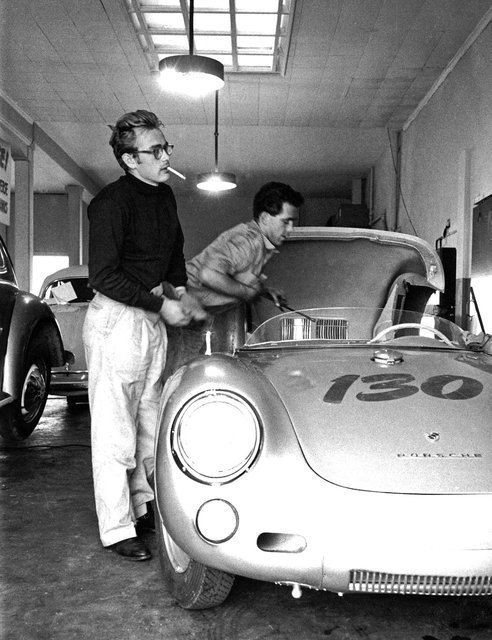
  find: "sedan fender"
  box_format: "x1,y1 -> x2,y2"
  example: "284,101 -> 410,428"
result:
5,289 -> 65,392
1,287 -> 65,440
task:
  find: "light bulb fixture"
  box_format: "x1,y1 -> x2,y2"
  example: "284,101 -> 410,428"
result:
196,91 -> 237,193
158,0 -> 224,97
197,171 -> 237,192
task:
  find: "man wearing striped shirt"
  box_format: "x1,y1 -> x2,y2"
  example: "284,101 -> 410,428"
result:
168,181 -> 303,371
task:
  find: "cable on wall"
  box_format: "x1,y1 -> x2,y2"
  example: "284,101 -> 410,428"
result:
386,127 -> 418,237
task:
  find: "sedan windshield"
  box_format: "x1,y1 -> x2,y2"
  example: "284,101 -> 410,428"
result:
245,308 -> 467,349
41,278 -> 94,304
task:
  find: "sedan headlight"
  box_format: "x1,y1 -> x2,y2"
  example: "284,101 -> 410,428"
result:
171,390 -> 261,484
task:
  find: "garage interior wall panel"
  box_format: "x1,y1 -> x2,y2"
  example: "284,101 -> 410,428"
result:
372,136 -> 397,232
178,194 -> 254,259
472,195 -> 492,277
9,192 -> 355,265
373,21 -> 492,254
471,194 -> 492,332
177,194 -> 346,259
301,198 -> 351,227
33,194 -> 69,254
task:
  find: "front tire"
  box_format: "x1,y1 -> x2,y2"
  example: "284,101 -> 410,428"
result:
158,517 -> 235,609
1,337 -> 51,440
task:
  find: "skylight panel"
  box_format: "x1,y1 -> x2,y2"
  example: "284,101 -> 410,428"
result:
194,13 -> 230,31
152,34 -> 189,50
144,13 -> 184,30
238,54 -> 273,69
126,0 -> 296,75
236,0 -> 279,11
236,14 -> 277,35
194,0 -> 230,10
194,35 -> 232,53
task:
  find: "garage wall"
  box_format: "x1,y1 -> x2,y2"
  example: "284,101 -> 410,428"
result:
177,192 -> 348,258
18,189 -> 345,262
9,193 -> 89,260
373,19 -> 492,327
372,131 -> 397,232
375,21 -> 492,248
375,20 -> 492,243
33,194 -> 70,254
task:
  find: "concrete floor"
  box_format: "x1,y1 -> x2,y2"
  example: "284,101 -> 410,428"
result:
2,398 -> 492,640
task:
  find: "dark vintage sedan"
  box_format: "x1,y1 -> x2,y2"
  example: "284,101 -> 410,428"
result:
154,227 -> 492,610
0,235 -> 65,440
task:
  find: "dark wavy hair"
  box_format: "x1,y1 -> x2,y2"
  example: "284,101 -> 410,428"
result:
109,110 -> 163,171
252,182 -> 304,220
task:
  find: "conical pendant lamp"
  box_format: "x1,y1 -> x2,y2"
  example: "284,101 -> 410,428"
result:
197,91 -> 237,192
159,0 -> 224,97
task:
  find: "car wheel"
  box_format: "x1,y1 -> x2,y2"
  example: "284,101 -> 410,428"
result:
157,517 -> 235,609
1,337 -> 51,440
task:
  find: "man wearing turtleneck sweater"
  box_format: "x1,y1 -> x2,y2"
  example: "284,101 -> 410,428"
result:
83,110 -> 205,562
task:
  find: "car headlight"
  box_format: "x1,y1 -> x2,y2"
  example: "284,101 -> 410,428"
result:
171,390 -> 261,484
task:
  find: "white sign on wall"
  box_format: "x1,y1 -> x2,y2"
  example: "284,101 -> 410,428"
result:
0,138 -> 12,226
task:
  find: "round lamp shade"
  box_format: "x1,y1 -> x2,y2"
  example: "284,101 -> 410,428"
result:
196,172 -> 237,192
159,55 -> 224,97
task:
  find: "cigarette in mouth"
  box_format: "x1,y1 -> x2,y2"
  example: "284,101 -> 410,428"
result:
168,167 -> 186,180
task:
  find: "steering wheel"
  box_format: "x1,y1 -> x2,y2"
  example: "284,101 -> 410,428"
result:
369,322 -> 455,347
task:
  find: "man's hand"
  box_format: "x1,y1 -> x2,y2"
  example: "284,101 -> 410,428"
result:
159,298 -> 191,327
241,279 -> 264,301
262,285 -> 287,308
179,292 -> 209,323
199,266 -> 265,302
235,272 -> 266,301
151,283 -> 164,297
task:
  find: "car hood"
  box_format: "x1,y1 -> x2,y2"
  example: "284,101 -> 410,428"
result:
254,228 -> 444,325
241,346 -> 492,494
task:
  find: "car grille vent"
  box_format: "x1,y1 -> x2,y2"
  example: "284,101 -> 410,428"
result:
349,570 -> 492,596
281,318 -> 348,341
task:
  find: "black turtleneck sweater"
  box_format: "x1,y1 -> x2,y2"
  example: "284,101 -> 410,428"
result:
87,173 -> 187,313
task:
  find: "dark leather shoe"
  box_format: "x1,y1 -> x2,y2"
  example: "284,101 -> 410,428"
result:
108,537 -> 151,561
136,502 -> 155,535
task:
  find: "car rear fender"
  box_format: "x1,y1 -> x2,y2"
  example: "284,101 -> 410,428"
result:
0,285 -> 16,403
3,291 -> 65,397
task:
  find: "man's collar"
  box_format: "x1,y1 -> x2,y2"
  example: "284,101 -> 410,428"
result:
251,220 -> 277,251
263,235 -> 277,251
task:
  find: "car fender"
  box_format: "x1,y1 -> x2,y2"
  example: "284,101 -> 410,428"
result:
0,283 -> 16,404
3,289 -> 65,398
154,353 -> 306,566
156,352 -> 297,450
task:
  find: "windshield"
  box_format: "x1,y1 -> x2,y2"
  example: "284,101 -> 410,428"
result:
245,307 -> 467,349
41,278 -> 94,303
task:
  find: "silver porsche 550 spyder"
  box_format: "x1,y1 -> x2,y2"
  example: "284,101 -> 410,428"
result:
154,227 -> 492,610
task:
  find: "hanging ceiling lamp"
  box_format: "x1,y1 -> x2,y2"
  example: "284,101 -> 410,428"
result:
158,0 -> 224,97
197,91 -> 237,193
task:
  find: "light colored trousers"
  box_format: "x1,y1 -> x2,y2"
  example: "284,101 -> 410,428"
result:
83,293 -> 167,547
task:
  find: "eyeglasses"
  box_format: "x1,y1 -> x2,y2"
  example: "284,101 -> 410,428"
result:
134,142 -> 174,160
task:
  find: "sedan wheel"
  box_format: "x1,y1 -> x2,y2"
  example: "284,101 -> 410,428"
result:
21,363 -> 47,423
158,517 -> 235,609
0,337 -> 51,441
